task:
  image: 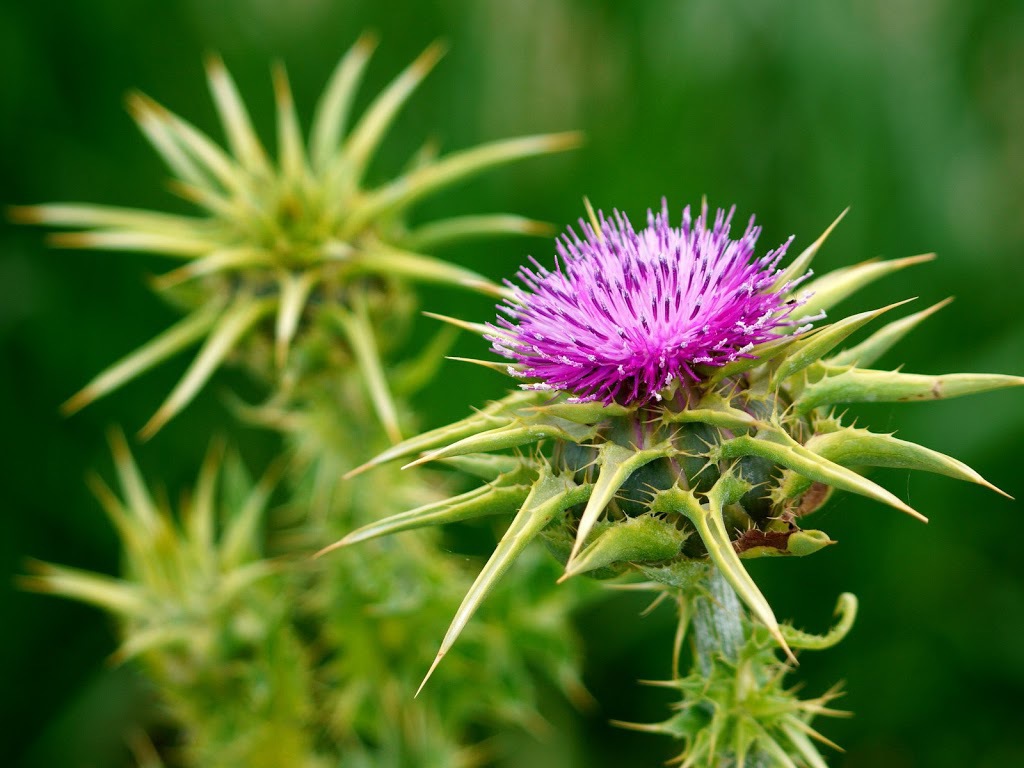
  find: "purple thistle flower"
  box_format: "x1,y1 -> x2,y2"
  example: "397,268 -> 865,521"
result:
490,200 -> 811,405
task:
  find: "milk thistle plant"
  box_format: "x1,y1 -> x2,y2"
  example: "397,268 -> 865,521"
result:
19,37 -> 592,767
334,200 -> 1022,765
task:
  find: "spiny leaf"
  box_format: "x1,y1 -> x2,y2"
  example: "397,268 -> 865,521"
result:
773,207 -> 849,292
781,592 -> 857,651
783,427 -> 1009,498
20,561 -> 148,618
658,483 -> 793,661
563,515 -> 686,579
205,54 -> 268,173
274,270 -> 318,369
342,132 -> 583,237
566,441 -> 675,566
421,311 -> 494,338
720,431 -> 927,521
770,299 -> 913,387
48,229 -> 215,257
797,253 -> 935,321
417,469 -> 591,695
796,367 -> 1024,414
401,214 -> 553,251
271,62 -> 309,182
309,32 -> 377,174
335,41 -> 445,193
9,203 -> 201,235
353,245 -> 504,296
152,247 -> 273,291
62,302 -> 223,416
404,418 -> 600,470
826,298 -> 952,368
435,453 -> 524,480
664,392 -> 761,430
318,481 -> 531,556
139,297 -> 275,440
343,391 -> 539,478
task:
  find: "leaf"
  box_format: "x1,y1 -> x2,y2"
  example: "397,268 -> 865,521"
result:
781,592 -> 857,651
795,367 -> 1024,414
318,481 -> 532,556
416,467 -> 591,694
333,41 -> 445,193
773,208 -> 849,293
658,482 -> 793,660
566,440 -> 675,565
797,253 -> 934,321
720,431 -> 926,521
826,298 -> 952,368
139,297 -> 275,440
770,300 -> 912,387
205,54 -> 268,173
785,427 -> 1008,498
401,214 -> 552,251
343,391 -> 539,478
342,132 -> 583,237
309,32 -> 377,174
404,417 -> 600,469
274,270 -> 318,369
353,245 -> 504,296
563,515 -> 686,578
62,302 -> 223,415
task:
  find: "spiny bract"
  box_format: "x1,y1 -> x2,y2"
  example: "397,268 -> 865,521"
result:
13,34 -> 578,439
330,201 -> 1022,686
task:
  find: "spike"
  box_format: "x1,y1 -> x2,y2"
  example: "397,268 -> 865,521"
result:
774,207 -> 849,292
796,368 -> 1024,414
797,253 -> 935,320
565,441 -> 674,566
827,298 -> 953,368
416,469 -> 590,694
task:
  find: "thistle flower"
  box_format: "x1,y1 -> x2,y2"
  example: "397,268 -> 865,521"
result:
333,200 -> 1022,695
13,35 -> 578,439
492,200 -> 810,404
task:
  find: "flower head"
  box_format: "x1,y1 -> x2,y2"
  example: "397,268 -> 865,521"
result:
491,200 -> 808,405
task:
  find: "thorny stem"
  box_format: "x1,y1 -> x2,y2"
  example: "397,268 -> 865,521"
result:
689,566 -> 772,768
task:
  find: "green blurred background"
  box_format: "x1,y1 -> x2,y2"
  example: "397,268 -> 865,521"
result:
3,1 -> 1024,765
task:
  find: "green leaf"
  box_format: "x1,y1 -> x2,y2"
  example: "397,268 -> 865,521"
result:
827,298 -> 952,368
659,482 -> 793,660
404,418 -> 600,469
566,441 -> 675,566
720,430 -> 926,521
309,33 -> 377,174
205,55 -> 268,174
795,367 -> 1024,414
781,592 -> 857,651
342,132 -> 583,237
400,214 -> 553,251
563,515 -> 686,578
271,63 -> 309,183
318,481 -> 532,556
62,302 -> 223,416
333,297 -> 403,444
797,253 -> 934,321
333,42 -> 445,193
783,426 -> 1008,498
353,245 -> 504,296
139,297 -> 275,440
20,561 -> 149,618
417,467 -> 591,694
343,391 -> 539,478
770,300 -> 912,388
773,207 -> 848,292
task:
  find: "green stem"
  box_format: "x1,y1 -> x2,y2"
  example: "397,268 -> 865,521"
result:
691,565 -> 744,674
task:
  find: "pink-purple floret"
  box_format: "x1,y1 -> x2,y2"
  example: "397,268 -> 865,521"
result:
488,200 -> 813,405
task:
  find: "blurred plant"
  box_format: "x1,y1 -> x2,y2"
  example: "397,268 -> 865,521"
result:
18,37 -> 591,768
335,200 -> 1021,765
